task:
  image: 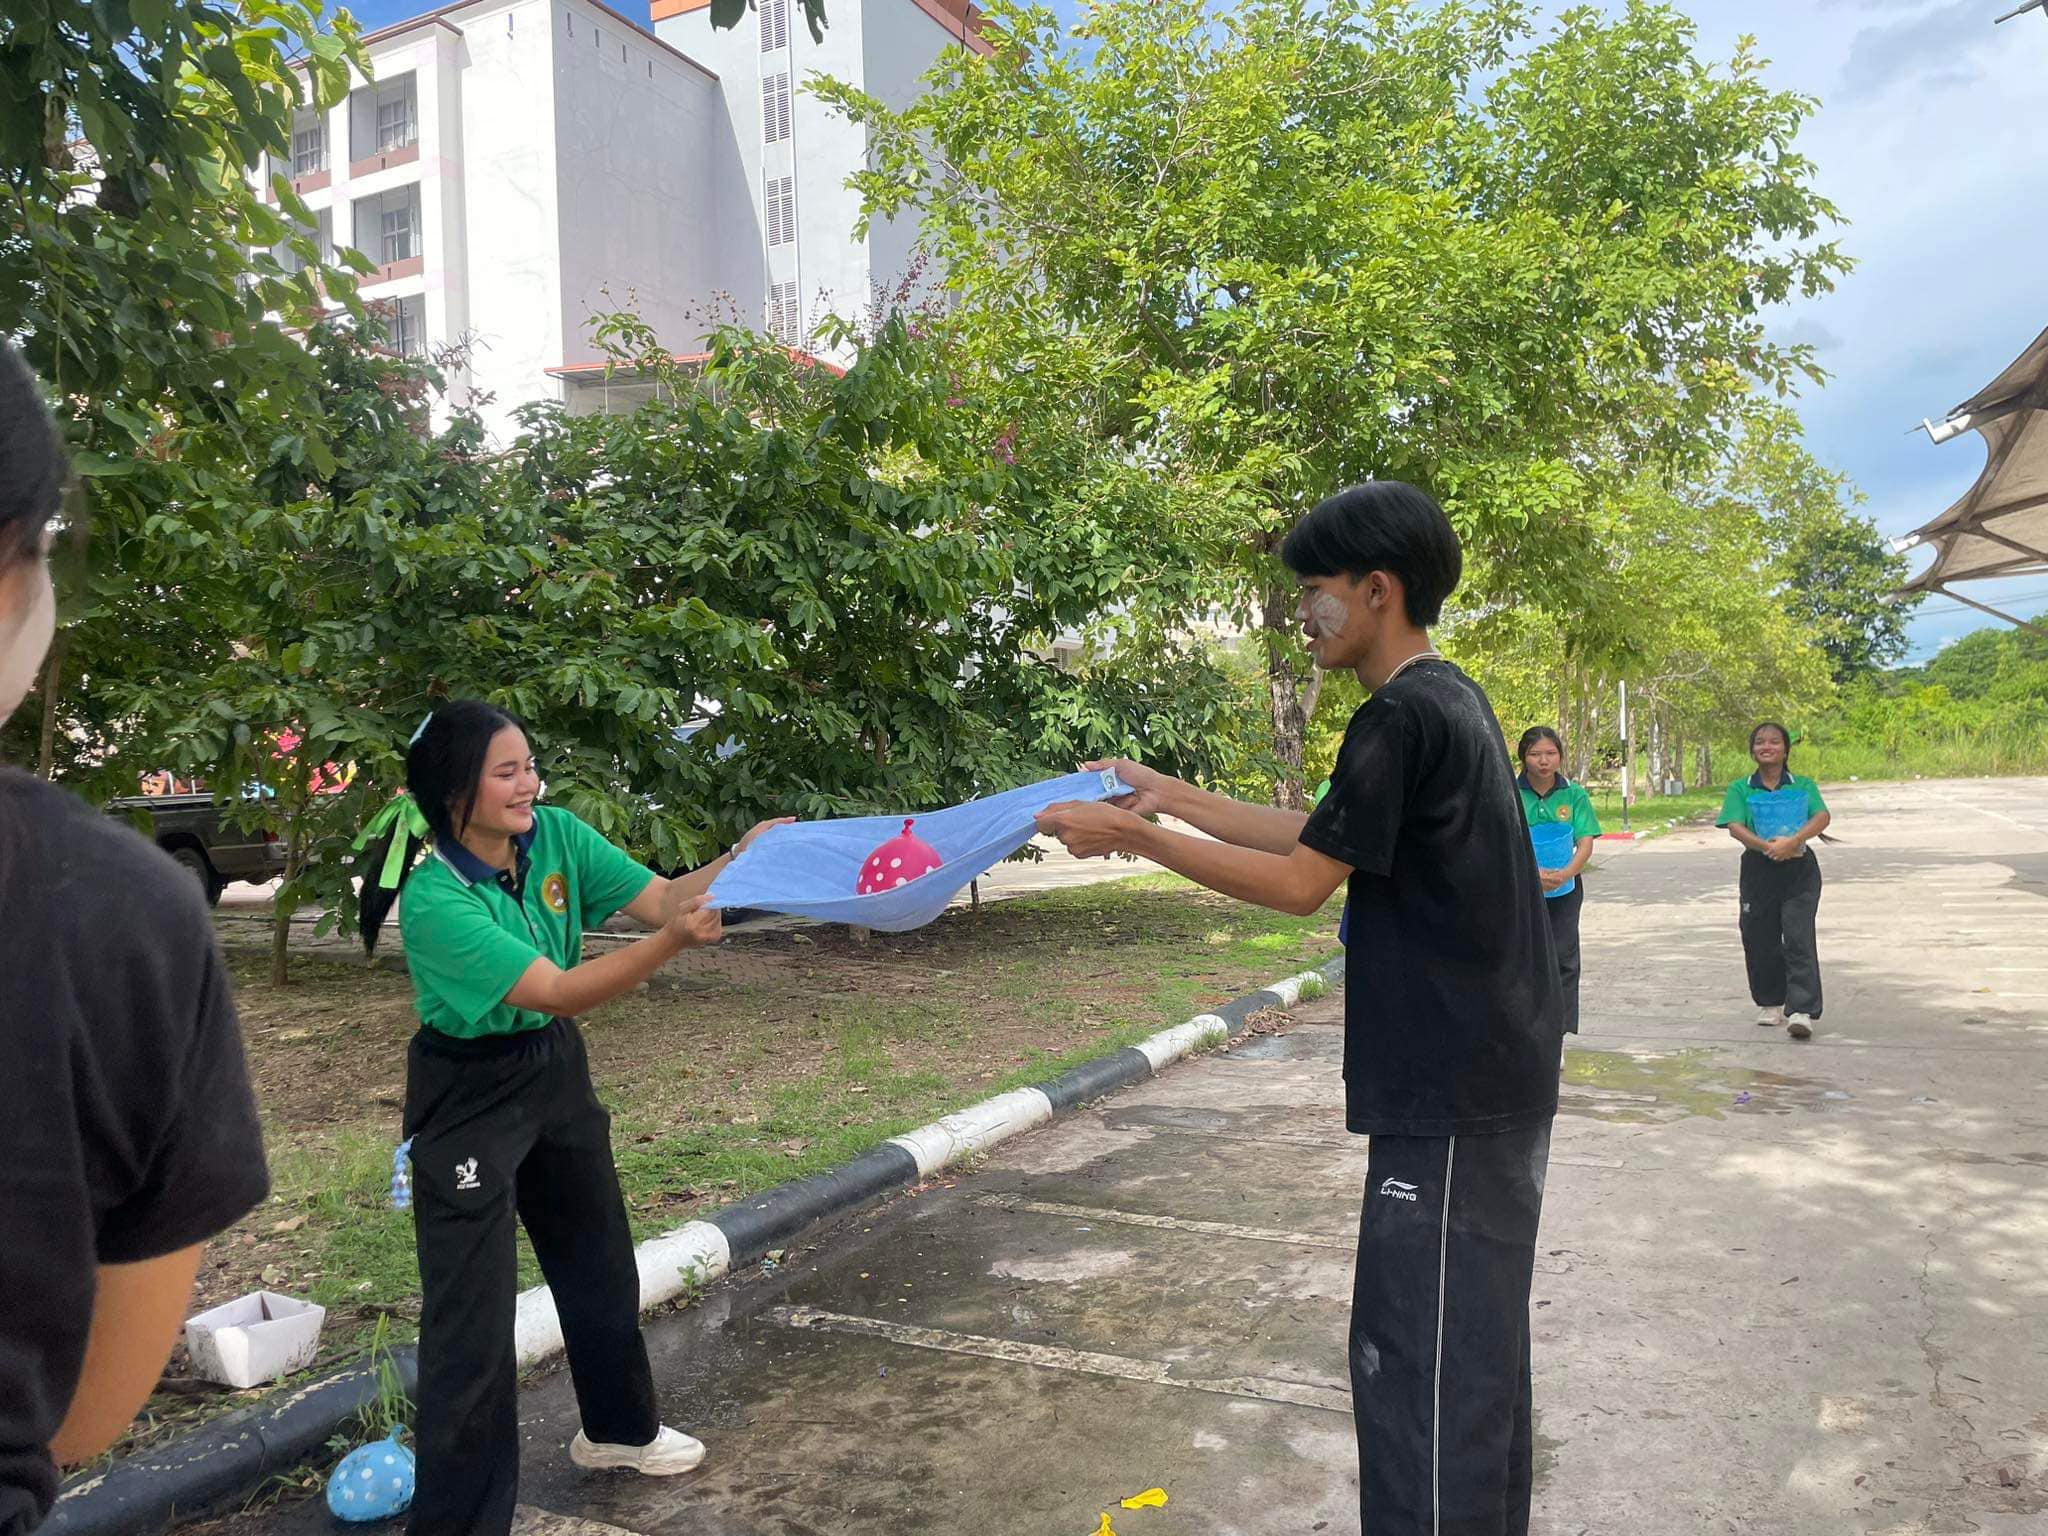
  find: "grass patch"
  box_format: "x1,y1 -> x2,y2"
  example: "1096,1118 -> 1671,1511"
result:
1585,785 -> 1724,839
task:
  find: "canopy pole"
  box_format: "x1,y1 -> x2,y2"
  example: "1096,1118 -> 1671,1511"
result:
1934,585 -> 2048,639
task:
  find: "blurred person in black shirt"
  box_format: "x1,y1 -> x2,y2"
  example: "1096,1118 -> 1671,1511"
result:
0,345 -> 269,1533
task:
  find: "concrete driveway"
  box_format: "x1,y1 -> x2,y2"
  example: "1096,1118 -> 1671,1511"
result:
211,778 -> 2048,1536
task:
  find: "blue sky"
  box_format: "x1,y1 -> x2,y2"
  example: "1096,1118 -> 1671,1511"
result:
337,0 -> 2046,655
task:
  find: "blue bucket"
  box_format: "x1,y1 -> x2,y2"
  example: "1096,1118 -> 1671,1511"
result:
1530,820 -> 1576,900
1747,787 -> 1810,841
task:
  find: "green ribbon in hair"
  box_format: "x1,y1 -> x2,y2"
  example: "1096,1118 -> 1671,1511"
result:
353,794 -> 431,890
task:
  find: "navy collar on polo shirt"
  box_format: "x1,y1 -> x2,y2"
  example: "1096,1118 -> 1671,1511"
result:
434,824 -> 536,892
1518,770 -> 1572,800
1747,768 -> 1798,791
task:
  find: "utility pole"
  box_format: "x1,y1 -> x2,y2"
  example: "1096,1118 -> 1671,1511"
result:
1619,680 -> 1632,831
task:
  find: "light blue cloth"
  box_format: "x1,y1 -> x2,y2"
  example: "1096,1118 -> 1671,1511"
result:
707,769 -> 1129,932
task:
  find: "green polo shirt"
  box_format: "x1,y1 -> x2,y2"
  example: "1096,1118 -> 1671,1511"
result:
398,805 -> 656,1038
1517,774 -> 1601,839
1715,770 -> 1829,831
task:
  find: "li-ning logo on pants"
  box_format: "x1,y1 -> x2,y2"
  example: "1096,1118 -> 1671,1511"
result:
1379,1178 -> 1419,1202
454,1158 -> 480,1191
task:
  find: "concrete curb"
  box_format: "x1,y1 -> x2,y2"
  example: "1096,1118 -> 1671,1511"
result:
50,953 -> 1343,1535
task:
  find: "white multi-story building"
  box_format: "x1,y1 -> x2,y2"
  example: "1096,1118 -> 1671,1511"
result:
648,0 -> 987,347
262,0 -> 986,438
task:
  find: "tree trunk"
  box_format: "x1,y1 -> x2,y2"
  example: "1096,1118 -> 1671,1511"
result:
1262,576 -> 1319,810
271,818 -> 305,988
269,757 -> 317,987
34,631 -> 67,779
1573,662 -> 1594,781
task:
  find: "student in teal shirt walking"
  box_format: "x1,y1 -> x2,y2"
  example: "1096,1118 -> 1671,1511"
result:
1715,721 -> 1831,1040
1515,727 -> 1601,1034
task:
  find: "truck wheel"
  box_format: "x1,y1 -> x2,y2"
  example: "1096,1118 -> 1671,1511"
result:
170,845 -> 226,907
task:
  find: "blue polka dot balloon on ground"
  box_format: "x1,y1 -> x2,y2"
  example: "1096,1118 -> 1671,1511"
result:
326,1433 -> 415,1522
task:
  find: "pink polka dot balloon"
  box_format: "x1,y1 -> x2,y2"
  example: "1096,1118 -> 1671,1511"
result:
858,817 -> 943,895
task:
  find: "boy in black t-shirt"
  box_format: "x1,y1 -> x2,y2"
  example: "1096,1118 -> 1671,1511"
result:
1038,481 -> 1561,1535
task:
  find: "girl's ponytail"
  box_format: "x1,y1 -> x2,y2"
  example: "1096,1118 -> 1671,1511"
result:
354,793 -> 431,955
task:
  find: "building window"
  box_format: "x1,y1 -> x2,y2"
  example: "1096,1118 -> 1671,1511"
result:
290,113 -> 325,176
389,294 -> 426,359
765,174 -> 795,247
768,281 -> 799,344
278,208 -> 333,275
376,90 -> 416,152
380,195 -> 416,263
353,185 -> 422,270
760,0 -> 788,52
762,71 -> 791,144
351,74 -> 419,162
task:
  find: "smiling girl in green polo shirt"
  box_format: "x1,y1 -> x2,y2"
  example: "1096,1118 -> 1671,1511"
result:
1715,720 -> 1831,1041
1516,726 -> 1601,1035
357,699 -> 787,1536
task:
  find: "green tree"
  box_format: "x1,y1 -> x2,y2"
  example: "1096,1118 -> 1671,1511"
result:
65,313 -> 1252,979
0,0 -> 370,774
819,0 -> 1848,804
1721,408 -> 1918,680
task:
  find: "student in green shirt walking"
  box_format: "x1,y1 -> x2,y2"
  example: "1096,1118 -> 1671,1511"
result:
356,700 -> 788,1536
1515,727 -> 1601,1034
1715,720 -> 1831,1040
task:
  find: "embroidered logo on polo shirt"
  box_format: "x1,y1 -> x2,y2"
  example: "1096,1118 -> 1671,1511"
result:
1557,805 -> 1571,821
542,872 -> 569,914
454,1158 -> 480,1191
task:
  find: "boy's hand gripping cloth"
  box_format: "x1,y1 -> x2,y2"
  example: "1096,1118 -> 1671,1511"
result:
706,769 -> 1131,932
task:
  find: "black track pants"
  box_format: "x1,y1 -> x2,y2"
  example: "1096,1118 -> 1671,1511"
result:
1738,851 -> 1823,1018
1351,1119 -> 1553,1535
1542,880 -> 1583,1035
403,1017 -> 657,1536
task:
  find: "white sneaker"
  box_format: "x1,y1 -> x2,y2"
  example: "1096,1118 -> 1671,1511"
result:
569,1426 -> 705,1476
1786,1013 -> 1815,1041
1757,1006 -> 1785,1028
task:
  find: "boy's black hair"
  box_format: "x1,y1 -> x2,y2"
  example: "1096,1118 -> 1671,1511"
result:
1279,481 -> 1463,627
0,345 -> 65,568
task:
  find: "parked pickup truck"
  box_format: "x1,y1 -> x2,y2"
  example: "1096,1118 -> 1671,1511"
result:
105,793 -> 287,906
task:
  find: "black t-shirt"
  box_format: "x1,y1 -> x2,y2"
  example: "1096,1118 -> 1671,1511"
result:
0,770 -> 269,1534
1299,660 -> 1562,1137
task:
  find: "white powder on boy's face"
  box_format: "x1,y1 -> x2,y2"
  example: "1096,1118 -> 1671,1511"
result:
1299,587 -> 1350,639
